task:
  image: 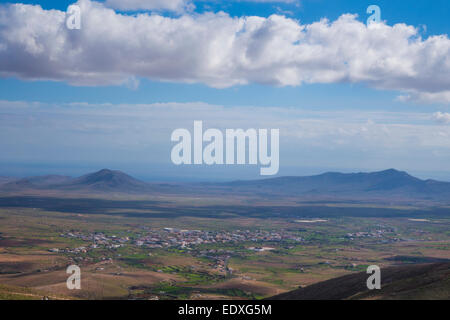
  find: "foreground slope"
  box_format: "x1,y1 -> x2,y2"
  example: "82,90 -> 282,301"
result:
269,262 -> 450,300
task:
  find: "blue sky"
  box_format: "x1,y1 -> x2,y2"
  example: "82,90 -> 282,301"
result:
0,0 -> 449,181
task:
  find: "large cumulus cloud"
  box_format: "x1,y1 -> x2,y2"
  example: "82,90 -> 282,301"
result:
0,0 -> 449,103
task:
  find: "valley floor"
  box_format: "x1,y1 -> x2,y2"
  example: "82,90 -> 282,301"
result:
0,192 -> 450,299
0,197 -> 449,300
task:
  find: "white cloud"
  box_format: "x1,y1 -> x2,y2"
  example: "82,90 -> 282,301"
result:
397,91 -> 450,104
433,112 -> 450,124
0,0 -> 449,102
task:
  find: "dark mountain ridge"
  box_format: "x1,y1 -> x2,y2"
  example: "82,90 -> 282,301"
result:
61,169 -> 150,192
2,175 -> 72,190
269,262 -> 450,300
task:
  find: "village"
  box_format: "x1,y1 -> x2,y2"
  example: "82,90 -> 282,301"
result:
53,228 -> 304,256
51,223 -> 413,258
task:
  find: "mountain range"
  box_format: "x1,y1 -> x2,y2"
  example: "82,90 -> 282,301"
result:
1,168 -> 450,204
219,169 -> 450,201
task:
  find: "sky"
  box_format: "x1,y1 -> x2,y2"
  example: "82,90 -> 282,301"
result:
0,0 -> 449,181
